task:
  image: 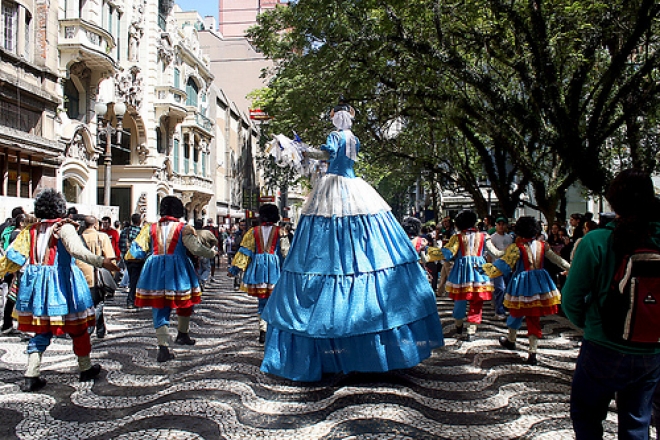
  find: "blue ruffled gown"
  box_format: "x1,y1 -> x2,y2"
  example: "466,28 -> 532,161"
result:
260,130 -> 444,382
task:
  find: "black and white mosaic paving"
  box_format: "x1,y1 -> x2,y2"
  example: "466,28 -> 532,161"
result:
0,273 -> 622,439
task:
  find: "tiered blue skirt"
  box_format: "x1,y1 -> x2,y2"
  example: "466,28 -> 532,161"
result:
261,175 -> 444,381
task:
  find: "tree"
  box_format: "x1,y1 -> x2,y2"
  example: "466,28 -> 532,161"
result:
248,1 -> 660,222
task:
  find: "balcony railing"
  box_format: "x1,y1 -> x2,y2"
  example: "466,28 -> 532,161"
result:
195,113 -> 213,132
182,110 -> 214,135
172,173 -> 213,190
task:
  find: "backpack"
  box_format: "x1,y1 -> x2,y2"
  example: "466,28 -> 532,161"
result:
600,247 -> 660,346
1,225 -> 15,250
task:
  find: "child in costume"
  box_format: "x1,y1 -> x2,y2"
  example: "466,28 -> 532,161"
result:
0,189 -> 120,391
228,204 -> 289,343
483,216 -> 569,365
129,196 -> 216,362
402,217 -> 429,263
402,217 -> 433,282
438,210 -> 499,341
260,101 -> 444,382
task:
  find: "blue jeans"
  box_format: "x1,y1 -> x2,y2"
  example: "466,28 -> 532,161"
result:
197,257 -> 211,284
571,339 -> 660,440
492,276 -> 507,315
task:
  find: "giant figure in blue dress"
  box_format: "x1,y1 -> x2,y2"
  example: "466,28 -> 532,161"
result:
260,102 -> 444,382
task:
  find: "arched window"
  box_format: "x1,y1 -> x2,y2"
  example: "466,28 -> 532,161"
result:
156,127 -> 165,154
64,79 -> 80,119
186,77 -> 198,107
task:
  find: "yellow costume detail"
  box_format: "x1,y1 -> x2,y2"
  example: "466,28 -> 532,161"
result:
124,223 -> 151,259
231,228 -> 256,271
482,263 -> 502,278
443,235 -> 460,258
427,247 -> 444,262
0,228 -> 31,277
501,243 -> 521,269
482,243 -> 521,279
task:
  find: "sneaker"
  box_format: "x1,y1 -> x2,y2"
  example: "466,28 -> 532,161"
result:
24,377 -> 47,392
79,364 -> 102,382
157,345 -> 175,362
126,303 -> 136,310
495,314 -> 507,321
498,336 -> 516,350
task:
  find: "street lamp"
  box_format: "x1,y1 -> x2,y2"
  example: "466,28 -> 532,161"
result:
95,101 -> 126,206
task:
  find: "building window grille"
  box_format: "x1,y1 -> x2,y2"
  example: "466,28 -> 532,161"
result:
1,1 -> 18,54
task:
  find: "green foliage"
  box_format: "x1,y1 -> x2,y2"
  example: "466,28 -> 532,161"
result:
247,0 -> 660,223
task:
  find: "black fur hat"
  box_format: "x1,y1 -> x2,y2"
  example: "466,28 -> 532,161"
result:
160,196 -> 185,219
34,189 -> 67,220
515,216 -> 542,239
402,217 -> 422,237
454,210 -> 478,231
259,204 -> 281,224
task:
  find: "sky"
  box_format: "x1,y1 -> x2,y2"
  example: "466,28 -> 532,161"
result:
175,0 -> 217,21
174,0 -> 291,26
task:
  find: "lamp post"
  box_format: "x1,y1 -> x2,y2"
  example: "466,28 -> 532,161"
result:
95,101 -> 126,206
485,178 -> 492,216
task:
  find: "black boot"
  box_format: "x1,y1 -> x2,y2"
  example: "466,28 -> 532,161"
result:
499,336 -> 516,350
79,364 -> 102,382
258,330 -> 266,344
455,325 -> 464,336
175,332 -> 196,346
24,377 -> 47,392
526,353 -> 538,366
157,346 -> 175,362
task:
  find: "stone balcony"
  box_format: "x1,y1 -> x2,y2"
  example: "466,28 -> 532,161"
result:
154,86 -> 188,122
182,108 -> 214,137
58,18 -> 116,75
172,173 -> 213,191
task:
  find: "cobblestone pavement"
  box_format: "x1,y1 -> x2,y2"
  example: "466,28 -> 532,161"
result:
0,272 -> 622,440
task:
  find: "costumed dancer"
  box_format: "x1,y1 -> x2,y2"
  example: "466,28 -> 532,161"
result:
0,189 -> 120,391
483,216 -> 569,365
438,211 -> 497,341
260,100 -> 444,382
403,217 -> 429,263
402,217 -> 432,282
228,204 -> 290,343
129,196 -> 217,362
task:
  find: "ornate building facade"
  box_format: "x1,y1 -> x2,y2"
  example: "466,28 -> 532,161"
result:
0,0 -> 63,218
0,0 -> 259,223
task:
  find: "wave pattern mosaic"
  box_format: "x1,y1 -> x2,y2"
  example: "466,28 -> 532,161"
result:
0,276 -> 620,439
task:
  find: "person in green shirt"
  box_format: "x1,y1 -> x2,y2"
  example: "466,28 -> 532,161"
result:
562,168 -> 660,440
